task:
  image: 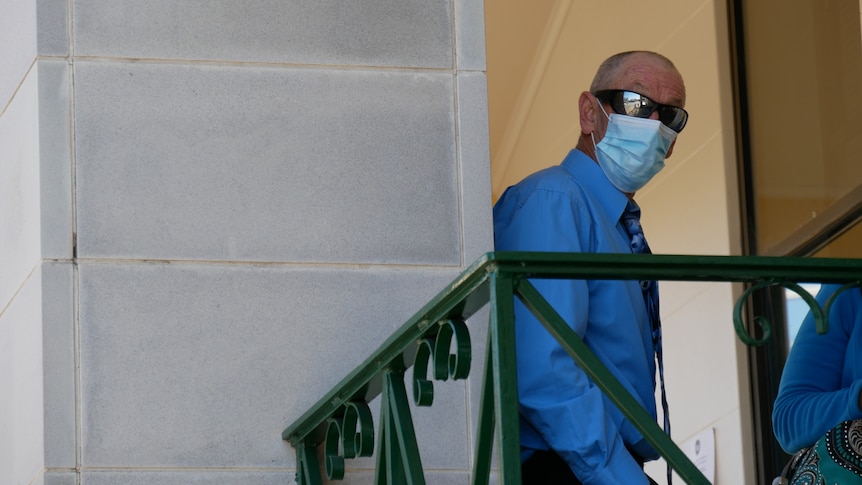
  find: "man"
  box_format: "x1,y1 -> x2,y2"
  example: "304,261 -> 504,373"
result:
493,51 -> 687,484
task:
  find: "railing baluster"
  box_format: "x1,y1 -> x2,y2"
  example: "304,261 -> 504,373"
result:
295,441 -> 323,485
471,330 -> 496,485
375,366 -> 427,484
386,367 -> 426,484
376,368 -> 405,484
375,375 -> 395,485
490,274 -> 523,483
282,252 -> 862,484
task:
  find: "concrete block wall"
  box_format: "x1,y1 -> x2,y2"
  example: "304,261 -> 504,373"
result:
0,1 -> 492,483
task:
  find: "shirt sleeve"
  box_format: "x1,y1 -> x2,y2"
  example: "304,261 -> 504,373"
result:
772,284 -> 862,453
494,187 -> 649,484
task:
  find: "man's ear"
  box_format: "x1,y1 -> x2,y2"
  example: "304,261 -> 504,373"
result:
578,91 -> 597,135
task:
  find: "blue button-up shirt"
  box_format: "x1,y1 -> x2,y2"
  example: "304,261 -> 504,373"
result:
493,149 -> 658,484
773,284 -> 862,453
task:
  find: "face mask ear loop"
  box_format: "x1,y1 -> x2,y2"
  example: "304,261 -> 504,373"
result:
596,96 -> 611,120
590,131 -> 601,157
591,95 -> 610,152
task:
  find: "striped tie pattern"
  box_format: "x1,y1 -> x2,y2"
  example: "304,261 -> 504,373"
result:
622,199 -> 672,484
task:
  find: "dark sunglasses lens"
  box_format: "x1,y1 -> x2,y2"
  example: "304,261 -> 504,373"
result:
658,107 -> 687,132
604,90 -> 687,132
617,91 -> 655,118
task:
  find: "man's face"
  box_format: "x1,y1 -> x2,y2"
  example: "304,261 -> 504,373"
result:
592,54 -> 686,158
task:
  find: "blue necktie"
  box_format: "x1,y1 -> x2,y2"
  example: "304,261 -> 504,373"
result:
622,200 -> 672,484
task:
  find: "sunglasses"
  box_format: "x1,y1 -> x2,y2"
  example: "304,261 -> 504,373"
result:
593,89 -> 688,133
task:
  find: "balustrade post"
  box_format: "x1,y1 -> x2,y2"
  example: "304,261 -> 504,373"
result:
375,366 -> 425,485
489,273 -> 522,483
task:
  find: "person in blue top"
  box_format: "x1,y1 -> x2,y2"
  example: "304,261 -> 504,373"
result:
493,51 -> 688,484
772,284 -> 862,483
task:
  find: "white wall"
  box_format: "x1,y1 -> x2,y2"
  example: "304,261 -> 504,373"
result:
1,2 -> 45,483
1,1 -> 494,483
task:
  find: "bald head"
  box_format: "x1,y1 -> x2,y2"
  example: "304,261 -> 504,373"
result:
576,51 -> 687,163
590,51 -> 685,107
590,51 -> 681,94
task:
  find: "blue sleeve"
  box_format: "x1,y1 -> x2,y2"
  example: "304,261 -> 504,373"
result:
494,187 -> 649,484
772,284 -> 862,453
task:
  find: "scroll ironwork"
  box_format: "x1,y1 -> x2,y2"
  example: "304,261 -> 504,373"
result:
283,252 -> 862,484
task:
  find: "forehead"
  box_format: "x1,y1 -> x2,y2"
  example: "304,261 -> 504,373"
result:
613,55 -> 686,107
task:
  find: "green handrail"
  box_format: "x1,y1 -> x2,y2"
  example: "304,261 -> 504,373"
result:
282,252 -> 862,484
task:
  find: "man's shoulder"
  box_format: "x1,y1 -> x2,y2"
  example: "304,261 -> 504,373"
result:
506,163 -> 590,199
493,164 -> 593,228
522,164 -> 572,185
494,150 -> 613,220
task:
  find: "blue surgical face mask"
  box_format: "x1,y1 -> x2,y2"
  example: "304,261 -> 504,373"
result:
591,105 -> 678,193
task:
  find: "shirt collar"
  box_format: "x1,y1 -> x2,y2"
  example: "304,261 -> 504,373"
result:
560,149 -> 630,222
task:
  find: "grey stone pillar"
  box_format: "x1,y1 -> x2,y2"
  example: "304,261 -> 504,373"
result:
0,1 -> 491,483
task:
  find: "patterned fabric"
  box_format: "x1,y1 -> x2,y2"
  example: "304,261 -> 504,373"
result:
786,420 -> 862,484
621,200 -> 671,484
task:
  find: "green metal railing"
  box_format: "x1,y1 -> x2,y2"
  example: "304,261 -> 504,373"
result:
282,251 -> 862,484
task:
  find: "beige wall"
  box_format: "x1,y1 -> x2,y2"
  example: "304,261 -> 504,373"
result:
486,1 -> 751,483
743,0 -> 862,255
